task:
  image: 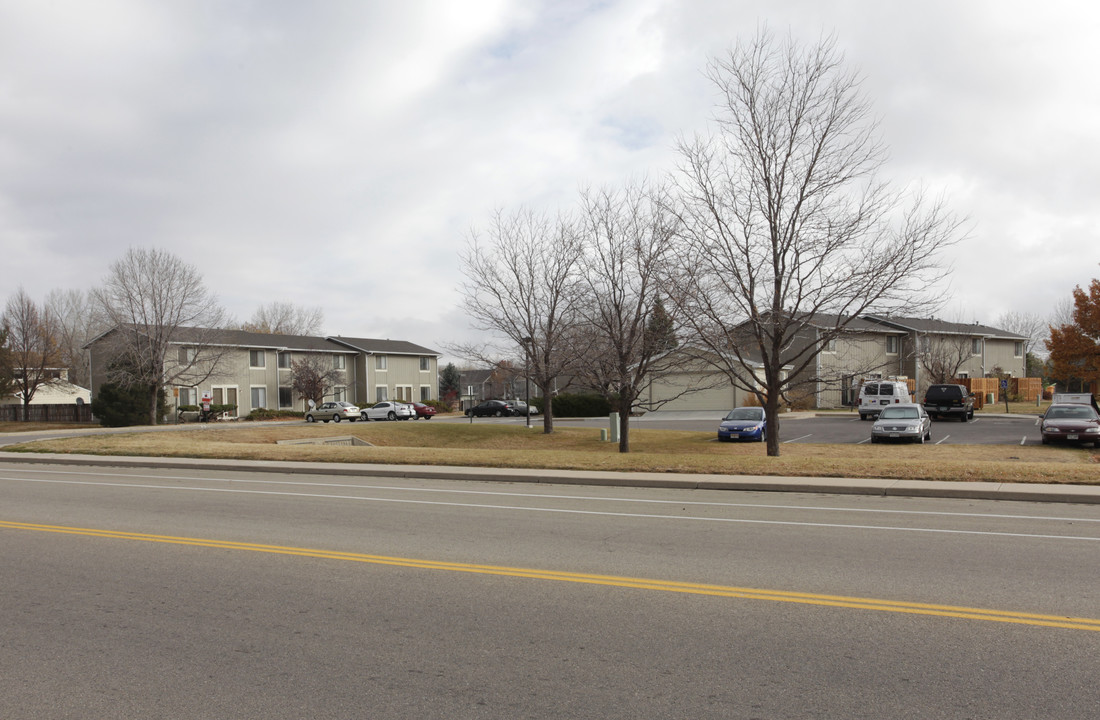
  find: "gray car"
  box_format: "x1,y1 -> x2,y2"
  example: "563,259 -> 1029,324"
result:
871,403 -> 932,444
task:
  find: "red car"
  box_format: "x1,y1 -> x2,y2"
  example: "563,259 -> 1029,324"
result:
411,402 -> 437,420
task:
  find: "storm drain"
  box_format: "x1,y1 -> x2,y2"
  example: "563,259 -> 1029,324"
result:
276,436 -> 373,447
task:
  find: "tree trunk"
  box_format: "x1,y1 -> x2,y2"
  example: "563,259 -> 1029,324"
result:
764,392 -> 782,457
148,383 -> 159,426
538,382 -> 555,434
617,390 -> 635,453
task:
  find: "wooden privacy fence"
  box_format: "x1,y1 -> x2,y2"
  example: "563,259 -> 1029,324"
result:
0,404 -> 94,423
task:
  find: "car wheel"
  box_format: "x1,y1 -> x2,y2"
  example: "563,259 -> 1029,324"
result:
758,431 -> 766,443
306,414 -> 315,423
870,436 -> 878,443
333,414 -> 341,423
322,419 -> 329,423
1041,436 -> 1049,445
859,414 -> 867,421
924,429 -> 931,442
387,411 -> 396,421
495,410 -> 503,417
361,412 -> 370,421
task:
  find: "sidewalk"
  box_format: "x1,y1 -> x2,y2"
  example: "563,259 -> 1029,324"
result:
1,451 -> 1098,505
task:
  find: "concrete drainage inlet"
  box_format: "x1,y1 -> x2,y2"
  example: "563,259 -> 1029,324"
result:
276,436 -> 373,447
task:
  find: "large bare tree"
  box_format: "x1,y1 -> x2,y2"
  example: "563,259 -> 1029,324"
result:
575,182 -> 684,452
669,30 -> 961,456
240,301 -> 325,336
457,208 -> 584,433
45,288 -> 108,388
93,248 -> 229,425
2,288 -> 62,420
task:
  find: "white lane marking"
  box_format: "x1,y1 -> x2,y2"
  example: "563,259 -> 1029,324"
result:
2,466 -> 1099,523
856,438 -> 871,444
782,434 -> 813,444
1021,436 -> 1028,446
935,435 -> 950,445
5,476 -> 1100,542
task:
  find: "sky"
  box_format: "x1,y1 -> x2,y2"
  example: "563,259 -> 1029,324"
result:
2,0 -> 1098,362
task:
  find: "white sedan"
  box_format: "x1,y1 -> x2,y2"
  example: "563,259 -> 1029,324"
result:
361,401 -> 415,421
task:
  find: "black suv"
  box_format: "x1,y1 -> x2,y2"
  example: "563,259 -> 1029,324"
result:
922,384 -> 975,421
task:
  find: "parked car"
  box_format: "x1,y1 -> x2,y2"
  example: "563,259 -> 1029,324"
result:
306,401 -> 360,423
922,383 -> 975,422
361,401 -> 415,421
858,380 -> 912,420
509,400 -> 538,416
717,407 -> 767,442
411,402 -> 437,419
870,403 -> 931,444
466,400 -> 515,417
1040,403 -> 1100,447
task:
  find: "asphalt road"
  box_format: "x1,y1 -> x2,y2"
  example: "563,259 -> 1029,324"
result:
2,460 -> 1099,718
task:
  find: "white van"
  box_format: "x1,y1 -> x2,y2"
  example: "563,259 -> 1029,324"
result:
858,381 -> 912,420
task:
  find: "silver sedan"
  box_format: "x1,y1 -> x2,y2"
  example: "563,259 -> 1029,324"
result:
361,401 -> 415,421
870,403 -> 932,444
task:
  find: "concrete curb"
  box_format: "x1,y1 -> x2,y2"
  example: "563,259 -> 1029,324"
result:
2,451 -> 1098,505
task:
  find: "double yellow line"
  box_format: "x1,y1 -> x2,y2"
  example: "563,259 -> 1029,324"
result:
5,519 -> 1099,632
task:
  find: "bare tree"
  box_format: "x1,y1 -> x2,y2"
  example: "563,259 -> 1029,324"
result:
290,354 -> 342,409
93,247 -> 229,424
44,288 -> 109,388
668,30 -> 961,456
995,311 -> 1046,361
0,324 -> 14,399
2,288 -> 62,420
575,182 -> 683,452
456,208 -> 585,433
917,331 -> 974,385
239,301 -> 325,336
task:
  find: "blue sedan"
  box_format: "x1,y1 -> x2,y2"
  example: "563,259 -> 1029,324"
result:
718,407 -> 767,442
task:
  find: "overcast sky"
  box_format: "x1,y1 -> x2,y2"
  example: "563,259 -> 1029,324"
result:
2,0 -> 1097,360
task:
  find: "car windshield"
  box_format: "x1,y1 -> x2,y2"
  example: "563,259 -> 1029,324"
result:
879,407 -> 918,419
1046,406 -> 1098,420
724,408 -> 764,421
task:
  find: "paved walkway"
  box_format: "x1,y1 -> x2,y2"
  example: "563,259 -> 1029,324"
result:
1,451 -> 1098,505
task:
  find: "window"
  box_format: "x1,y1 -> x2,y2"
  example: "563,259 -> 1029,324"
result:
885,336 -> 898,354
178,387 -> 197,406
420,356 -> 431,371
375,355 -> 387,370
334,355 -> 346,370
250,387 -> 267,409
178,347 -> 197,364
333,387 -> 347,402
396,385 -> 412,402
278,352 -> 291,369
1014,341 -> 1024,358
823,338 -> 837,353
376,386 -> 389,402
250,350 -> 265,368
971,338 -> 982,355
421,386 -> 432,401
279,387 -> 293,408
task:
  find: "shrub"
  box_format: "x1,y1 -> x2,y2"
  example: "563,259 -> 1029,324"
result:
93,383 -> 167,427
245,408 -> 304,421
539,392 -> 612,418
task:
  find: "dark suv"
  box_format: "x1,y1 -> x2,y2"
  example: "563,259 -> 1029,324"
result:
922,384 -> 975,421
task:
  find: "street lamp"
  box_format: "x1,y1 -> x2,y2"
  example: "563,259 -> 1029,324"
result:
521,336 -> 532,428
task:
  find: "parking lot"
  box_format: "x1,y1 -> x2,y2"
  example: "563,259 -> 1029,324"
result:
462,411 -> 1048,446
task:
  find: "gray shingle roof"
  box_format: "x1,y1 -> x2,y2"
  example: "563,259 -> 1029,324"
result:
327,336 -> 440,356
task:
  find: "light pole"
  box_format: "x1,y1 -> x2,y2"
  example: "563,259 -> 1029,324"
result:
522,336 -> 532,428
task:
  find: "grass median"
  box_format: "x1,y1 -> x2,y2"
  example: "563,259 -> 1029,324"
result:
5,421 -> 1099,486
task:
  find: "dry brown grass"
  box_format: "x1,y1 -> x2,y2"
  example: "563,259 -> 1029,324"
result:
6,421 -> 1099,486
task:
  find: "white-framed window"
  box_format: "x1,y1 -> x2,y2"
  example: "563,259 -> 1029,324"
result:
1014,341 -> 1024,358
278,352 -> 291,369
420,386 -> 432,402
250,350 -> 265,368
333,386 -> 347,402
822,337 -> 837,353
278,387 -> 293,408
250,386 -> 267,410
420,356 -> 431,372
885,336 -> 898,355
334,355 -> 346,370
178,387 -> 197,406
177,347 -> 196,364
971,338 -> 982,355
957,371 -> 970,379
376,355 -> 387,370
395,385 -> 413,402
920,336 -> 931,354
212,386 -> 239,416
375,386 -> 388,402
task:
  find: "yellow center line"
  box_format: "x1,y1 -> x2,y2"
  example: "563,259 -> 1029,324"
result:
5,519 -> 1099,632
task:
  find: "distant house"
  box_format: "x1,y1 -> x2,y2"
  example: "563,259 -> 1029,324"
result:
0,368 -> 91,406
643,314 -> 1028,412
86,327 -> 440,420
